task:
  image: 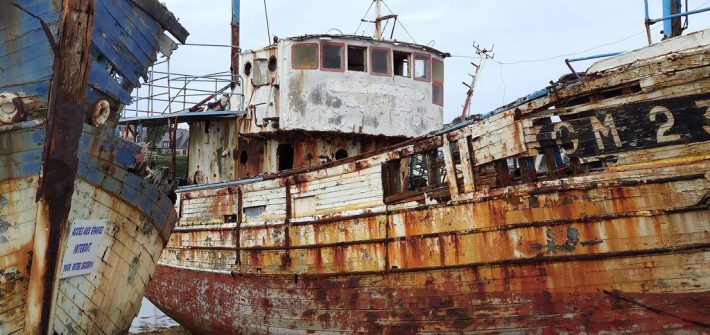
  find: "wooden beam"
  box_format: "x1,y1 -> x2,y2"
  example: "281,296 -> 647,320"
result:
442,137 -> 459,196
128,0 -> 189,43
25,0 -> 96,333
457,137 -> 475,193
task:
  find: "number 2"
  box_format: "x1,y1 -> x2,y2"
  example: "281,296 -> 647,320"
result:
649,106 -> 680,143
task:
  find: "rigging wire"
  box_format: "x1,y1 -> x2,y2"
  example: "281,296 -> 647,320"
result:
447,24 -> 660,65
457,0 -> 710,65
263,0 -> 271,44
354,0 -> 376,35
381,0 -> 417,43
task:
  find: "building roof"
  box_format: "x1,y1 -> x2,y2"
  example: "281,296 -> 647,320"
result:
159,128 -> 189,149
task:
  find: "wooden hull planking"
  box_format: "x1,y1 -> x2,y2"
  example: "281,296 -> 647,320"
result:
0,123 -> 176,334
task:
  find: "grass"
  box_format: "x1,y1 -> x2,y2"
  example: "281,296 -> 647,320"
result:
146,153 -> 188,180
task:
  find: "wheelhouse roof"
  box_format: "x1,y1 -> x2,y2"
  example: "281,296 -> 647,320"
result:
244,34 -> 450,58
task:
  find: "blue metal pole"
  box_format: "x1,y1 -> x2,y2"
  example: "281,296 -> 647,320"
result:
232,0 -> 240,26
651,6 -> 710,23
644,0 -> 653,44
231,0 -> 240,80
662,0 -> 682,38
644,0 -> 650,20
568,52 -> 624,63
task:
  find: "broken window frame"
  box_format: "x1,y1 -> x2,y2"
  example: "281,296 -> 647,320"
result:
413,53 -> 431,82
291,43 -> 319,70
432,58 -> 444,106
252,58 -> 269,86
382,149 -> 447,204
320,41 -> 345,72
347,45 -> 368,72
370,46 -> 392,77
393,51 -> 411,78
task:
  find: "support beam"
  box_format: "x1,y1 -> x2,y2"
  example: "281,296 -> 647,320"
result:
231,0 -> 240,82
662,0 -> 683,39
25,0 -> 96,333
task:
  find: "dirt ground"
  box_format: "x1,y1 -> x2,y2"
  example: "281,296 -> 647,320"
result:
129,325 -> 192,334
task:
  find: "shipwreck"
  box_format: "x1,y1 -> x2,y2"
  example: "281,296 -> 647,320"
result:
123,0 -> 710,333
0,0 -> 187,333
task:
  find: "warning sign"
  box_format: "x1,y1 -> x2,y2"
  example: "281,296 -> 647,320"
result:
60,219 -> 106,279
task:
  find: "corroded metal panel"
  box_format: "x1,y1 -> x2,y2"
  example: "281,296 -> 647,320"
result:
149,250 -> 710,334
187,119 -> 237,184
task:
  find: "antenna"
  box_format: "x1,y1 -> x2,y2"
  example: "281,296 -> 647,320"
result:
361,0 -> 398,40
460,42 -> 494,120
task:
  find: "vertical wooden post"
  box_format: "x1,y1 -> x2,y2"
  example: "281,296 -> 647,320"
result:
457,136 -> 475,193
234,187 -> 243,268
442,136 -> 459,196
171,117 -> 177,182
26,0 -> 95,333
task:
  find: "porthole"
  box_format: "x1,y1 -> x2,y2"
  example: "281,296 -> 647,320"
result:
240,150 -> 248,164
268,56 -> 278,72
244,61 -> 252,76
335,149 -> 348,160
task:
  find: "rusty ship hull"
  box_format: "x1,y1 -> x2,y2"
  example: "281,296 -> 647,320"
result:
147,29 -> 710,333
0,0 -> 186,333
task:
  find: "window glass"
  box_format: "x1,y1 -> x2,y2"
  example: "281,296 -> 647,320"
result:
432,59 -> 444,82
292,44 -> 318,69
432,59 -> 444,106
393,51 -> 410,77
347,46 -> 367,72
414,54 -> 430,81
432,83 -> 443,106
321,43 -> 343,70
253,58 -> 269,86
371,47 -> 391,75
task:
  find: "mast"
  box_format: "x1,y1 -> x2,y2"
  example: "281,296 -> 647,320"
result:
231,0 -> 240,83
374,0 -> 382,39
460,43 -> 494,120
24,0 -> 96,333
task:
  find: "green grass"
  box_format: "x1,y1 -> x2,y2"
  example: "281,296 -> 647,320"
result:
147,154 -> 188,180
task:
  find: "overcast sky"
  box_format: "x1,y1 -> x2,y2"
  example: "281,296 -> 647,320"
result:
146,0 -> 710,123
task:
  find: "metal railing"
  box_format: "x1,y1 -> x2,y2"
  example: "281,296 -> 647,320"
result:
643,0 -> 710,44
122,58 -> 244,120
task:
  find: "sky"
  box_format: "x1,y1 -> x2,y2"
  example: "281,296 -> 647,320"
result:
133,0 -> 710,124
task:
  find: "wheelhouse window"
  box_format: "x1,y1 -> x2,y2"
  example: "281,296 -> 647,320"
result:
321,42 -> 345,71
393,51 -> 410,77
253,58 -> 269,86
414,53 -> 431,81
382,150 -> 446,203
370,47 -> 391,76
347,46 -> 367,72
292,43 -> 318,69
432,58 -> 444,106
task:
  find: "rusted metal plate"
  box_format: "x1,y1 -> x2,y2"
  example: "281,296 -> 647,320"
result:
149,250 -> 710,334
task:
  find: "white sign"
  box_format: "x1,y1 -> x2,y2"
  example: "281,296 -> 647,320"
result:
60,219 -> 107,279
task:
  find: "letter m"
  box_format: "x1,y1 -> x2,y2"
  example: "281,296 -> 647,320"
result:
590,114 -> 622,151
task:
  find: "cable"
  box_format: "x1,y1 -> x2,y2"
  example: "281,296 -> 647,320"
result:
480,0 -> 710,66
447,24 -> 659,65
263,0 -> 271,44
381,1 -> 418,43
498,62 -> 506,105
354,0 -> 375,35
